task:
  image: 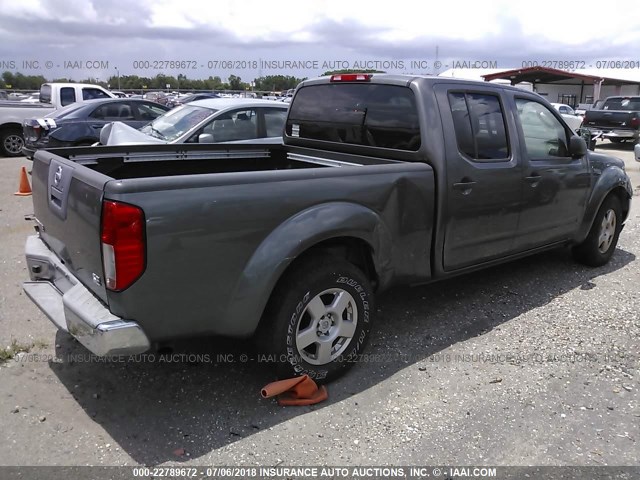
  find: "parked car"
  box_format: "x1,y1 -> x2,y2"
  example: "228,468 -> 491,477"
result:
110,91 -> 128,98
143,91 -> 168,103
0,90 -> 8,101
165,92 -> 220,109
23,74 -> 631,382
583,96 -> 640,146
551,103 -> 583,131
22,98 -> 169,158
0,82 -> 115,156
100,98 -> 289,146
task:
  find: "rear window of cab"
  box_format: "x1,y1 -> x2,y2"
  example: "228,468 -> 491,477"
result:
286,83 -> 421,151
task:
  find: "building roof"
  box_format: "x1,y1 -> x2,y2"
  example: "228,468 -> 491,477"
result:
481,66 -> 640,86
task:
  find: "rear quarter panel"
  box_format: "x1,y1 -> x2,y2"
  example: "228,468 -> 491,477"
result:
103,163 -> 435,340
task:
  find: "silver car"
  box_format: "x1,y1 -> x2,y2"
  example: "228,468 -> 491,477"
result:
100,98 -> 288,146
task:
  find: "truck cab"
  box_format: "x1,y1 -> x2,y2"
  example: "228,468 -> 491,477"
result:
39,83 -> 115,108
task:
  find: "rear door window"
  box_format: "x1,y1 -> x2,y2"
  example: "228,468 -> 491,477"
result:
263,108 -> 288,137
82,88 -> 111,100
287,83 -> 421,150
82,88 -> 111,101
201,109 -> 257,142
448,92 -> 510,160
90,102 -> 135,121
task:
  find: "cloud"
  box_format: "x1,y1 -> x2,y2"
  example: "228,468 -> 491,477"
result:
0,0 -> 639,81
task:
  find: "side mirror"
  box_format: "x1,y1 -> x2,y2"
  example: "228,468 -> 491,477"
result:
634,143 -> 640,162
569,135 -> 587,157
198,133 -> 214,144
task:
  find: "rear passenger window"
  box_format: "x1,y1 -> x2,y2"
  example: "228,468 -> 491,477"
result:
263,108 -> 287,137
82,88 -> 110,101
448,92 -> 510,161
91,103 -> 135,121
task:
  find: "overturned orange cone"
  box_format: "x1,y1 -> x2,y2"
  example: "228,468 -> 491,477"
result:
261,374 -> 328,406
14,167 -> 32,196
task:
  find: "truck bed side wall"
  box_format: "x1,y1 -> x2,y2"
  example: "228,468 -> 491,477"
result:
103,163 -> 435,340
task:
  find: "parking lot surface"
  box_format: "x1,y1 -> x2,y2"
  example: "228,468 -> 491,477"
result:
0,143 -> 638,467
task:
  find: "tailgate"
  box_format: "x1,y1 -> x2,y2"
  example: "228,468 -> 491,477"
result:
31,149 -> 111,303
584,111 -> 634,129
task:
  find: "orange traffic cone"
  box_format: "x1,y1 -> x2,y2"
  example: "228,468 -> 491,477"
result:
261,374 -> 328,406
14,167 -> 32,196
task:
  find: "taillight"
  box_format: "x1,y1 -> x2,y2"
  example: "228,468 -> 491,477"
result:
101,200 -> 145,291
631,117 -> 640,128
330,73 -> 372,82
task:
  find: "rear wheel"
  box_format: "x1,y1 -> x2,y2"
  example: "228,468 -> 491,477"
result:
258,255 -> 374,383
0,128 -> 24,157
572,195 -> 622,267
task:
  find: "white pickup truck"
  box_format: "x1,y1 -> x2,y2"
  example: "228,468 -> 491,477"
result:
0,83 -> 115,157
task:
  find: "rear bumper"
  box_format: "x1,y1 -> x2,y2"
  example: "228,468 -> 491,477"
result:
585,128 -> 639,140
23,235 -> 150,356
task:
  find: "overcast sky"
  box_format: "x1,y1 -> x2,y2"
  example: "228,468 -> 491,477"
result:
1,0 -> 640,83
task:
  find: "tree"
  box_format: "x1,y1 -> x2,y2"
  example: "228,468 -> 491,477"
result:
229,75 -> 247,91
253,75 -> 304,92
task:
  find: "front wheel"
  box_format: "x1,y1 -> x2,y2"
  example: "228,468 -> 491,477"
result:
0,128 -> 25,157
259,255 -> 375,383
572,195 -> 623,267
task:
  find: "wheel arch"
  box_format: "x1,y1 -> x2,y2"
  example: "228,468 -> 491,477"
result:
0,122 -> 22,132
223,201 -> 393,337
575,167 -> 632,243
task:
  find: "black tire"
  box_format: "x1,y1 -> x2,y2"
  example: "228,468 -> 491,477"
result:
258,255 -> 374,383
0,128 -> 25,157
572,195 -> 623,267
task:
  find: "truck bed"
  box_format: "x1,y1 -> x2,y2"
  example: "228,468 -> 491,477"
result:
30,142 -> 434,344
44,142 -> 402,179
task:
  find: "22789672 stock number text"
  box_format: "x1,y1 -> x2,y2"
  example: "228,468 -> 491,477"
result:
131,60 -> 261,70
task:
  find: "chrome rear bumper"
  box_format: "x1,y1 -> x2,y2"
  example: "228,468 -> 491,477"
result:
23,235 -> 150,356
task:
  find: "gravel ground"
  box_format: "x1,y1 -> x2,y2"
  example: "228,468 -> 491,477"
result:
0,143 -> 638,470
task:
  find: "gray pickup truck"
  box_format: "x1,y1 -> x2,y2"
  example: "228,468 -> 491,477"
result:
582,96 -> 640,146
23,74 -> 632,382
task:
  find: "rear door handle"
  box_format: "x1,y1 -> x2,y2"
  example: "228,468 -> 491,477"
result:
525,174 -> 542,186
452,180 -> 477,194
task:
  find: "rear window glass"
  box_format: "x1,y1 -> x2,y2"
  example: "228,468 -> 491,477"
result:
603,97 -> 640,111
287,83 -> 421,150
40,84 -> 52,104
